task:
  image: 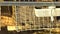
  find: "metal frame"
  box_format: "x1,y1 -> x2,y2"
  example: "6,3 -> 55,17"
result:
0,1 -> 60,32
0,2 -> 60,6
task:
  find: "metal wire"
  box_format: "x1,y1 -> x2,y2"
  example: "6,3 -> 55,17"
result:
0,2 -> 60,6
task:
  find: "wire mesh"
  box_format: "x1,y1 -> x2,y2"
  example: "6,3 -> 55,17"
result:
0,5 -> 60,34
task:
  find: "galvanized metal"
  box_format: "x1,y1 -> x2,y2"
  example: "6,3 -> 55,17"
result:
0,2 -> 60,6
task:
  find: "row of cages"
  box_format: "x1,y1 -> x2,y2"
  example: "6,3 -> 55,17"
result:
0,0 -> 60,2
0,6 -> 60,33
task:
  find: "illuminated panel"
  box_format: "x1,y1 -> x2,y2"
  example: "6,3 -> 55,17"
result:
34,9 -> 51,17
7,26 -> 23,31
34,8 -> 60,17
7,26 -> 16,31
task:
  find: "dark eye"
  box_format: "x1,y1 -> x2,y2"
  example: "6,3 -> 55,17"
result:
35,7 -> 41,9
21,23 -> 25,26
26,19 -> 29,21
53,0 -> 59,1
56,0 -> 59,1
56,16 -> 60,20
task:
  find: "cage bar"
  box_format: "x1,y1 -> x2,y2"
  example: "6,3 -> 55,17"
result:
0,2 -> 60,6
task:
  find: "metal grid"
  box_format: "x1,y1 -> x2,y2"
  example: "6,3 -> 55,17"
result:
13,6 -> 59,31
0,1 -> 60,34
